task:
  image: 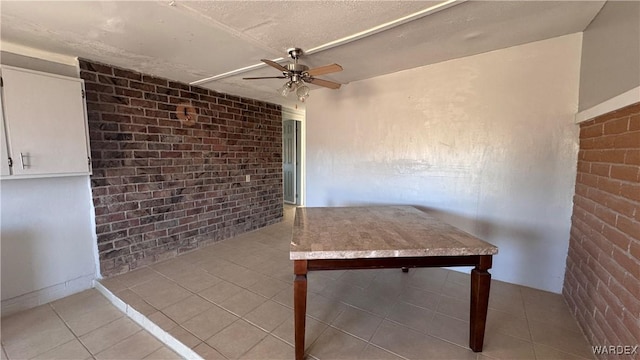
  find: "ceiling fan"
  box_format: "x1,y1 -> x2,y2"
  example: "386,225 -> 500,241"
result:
243,48 -> 342,102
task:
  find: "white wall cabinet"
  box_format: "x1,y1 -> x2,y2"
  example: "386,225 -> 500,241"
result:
0,66 -> 90,178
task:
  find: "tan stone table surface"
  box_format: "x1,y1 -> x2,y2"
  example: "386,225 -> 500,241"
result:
290,206 -> 498,360
290,205 -> 498,259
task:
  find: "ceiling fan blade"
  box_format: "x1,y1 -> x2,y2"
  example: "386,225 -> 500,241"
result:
306,63 -> 343,77
261,59 -> 288,72
306,77 -> 341,90
243,76 -> 287,80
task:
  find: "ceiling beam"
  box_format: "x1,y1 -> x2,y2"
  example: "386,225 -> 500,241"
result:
190,0 -> 467,86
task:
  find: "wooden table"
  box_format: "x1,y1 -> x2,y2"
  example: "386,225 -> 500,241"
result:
290,206 -> 498,360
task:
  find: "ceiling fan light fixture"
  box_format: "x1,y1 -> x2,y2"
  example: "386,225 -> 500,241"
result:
296,84 -> 310,102
279,81 -> 295,97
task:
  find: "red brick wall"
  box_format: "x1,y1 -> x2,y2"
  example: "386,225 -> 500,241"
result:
79,59 -> 283,277
563,102 -> 640,357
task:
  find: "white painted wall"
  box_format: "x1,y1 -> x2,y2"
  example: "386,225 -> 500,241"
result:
578,0 -> 640,111
1,177 -> 98,313
305,34 -> 582,293
1,51 -> 98,316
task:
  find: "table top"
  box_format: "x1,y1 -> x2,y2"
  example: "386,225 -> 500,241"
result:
290,206 -> 498,260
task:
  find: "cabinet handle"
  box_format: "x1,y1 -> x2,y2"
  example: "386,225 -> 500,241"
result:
19,152 -> 26,169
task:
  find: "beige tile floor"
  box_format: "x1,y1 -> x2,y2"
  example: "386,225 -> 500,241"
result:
1,205 -> 595,360
1,288 -> 181,360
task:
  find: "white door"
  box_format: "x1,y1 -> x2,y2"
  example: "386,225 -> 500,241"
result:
283,120 -> 297,204
1,67 -> 89,176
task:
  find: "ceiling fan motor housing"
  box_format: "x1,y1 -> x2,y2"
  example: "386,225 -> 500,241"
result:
287,47 -> 304,60
285,63 -> 310,83
286,63 -> 309,73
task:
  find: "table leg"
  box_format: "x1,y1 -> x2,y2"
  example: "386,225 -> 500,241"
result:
469,255 -> 492,352
294,260 -> 308,360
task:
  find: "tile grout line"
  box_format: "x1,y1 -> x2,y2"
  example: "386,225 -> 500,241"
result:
1,345 -> 8,360
46,303 -> 98,360
93,281 -> 203,360
514,286 -> 543,360
225,319 -> 271,360
327,311 -> 410,360
112,266 -> 249,359
366,342 -> 410,360
117,251 -> 294,357
303,319 -> 333,359
520,291 -> 594,360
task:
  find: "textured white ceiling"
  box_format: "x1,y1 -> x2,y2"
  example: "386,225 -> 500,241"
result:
1,1 -> 605,107
180,1 -> 438,53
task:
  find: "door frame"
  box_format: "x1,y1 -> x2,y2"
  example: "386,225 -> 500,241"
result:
283,119 -> 298,204
282,107 -> 305,206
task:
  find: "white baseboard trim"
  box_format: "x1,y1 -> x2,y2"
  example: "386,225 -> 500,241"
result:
576,86 -> 640,123
1,274 -> 95,317
94,281 -> 203,360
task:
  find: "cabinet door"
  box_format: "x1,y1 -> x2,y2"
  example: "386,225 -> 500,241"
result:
0,95 -> 10,176
1,67 -> 89,176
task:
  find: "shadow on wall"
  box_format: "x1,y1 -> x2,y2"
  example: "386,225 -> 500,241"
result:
325,200 -> 544,282
417,205 -> 545,281
422,205 -> 551,279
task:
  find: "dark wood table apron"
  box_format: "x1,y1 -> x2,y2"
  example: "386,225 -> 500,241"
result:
290,206 -> 498,360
